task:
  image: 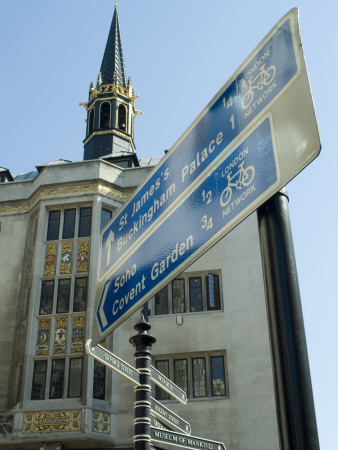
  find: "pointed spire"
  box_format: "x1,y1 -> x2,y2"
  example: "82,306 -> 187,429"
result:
99,4 -> 127,87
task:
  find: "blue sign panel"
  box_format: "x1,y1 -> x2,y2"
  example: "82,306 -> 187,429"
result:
96,118 -> 278,333
99,15 -> 297,279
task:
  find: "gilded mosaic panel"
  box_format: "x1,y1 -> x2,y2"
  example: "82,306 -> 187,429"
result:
60,241 -> 73,274
44,244 -> 57,276
23,410 -> 81,433
77,240 -> 89,273
92,410 -> 110,434
54,316 -> 67,354
36,319 -> 51,355
71,316 -> 85,353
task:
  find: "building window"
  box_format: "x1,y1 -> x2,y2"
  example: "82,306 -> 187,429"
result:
210,356 -> 226,396
56,279 -> 71,313
100,102 -> 110,129
40,280 -> 54,315
31,360 -> 47,400
32,205 -> 91,401
118,104 -> 127,132
47,211 -> 60,241
49,359 -> 65,399
172,278 -> 185,313
155,286 -> 168,315
192,357 -> 207,397
189,277 -> 202,312
93,360 -> 106,400
62,209 -> 76,239
101,208 -> 112,231
78,207 -> 92,237
88,108 -> 94,134
207,274 -> 221,310
153,270 -> 222,315
68,358 -> 82,398
174,359 -> 188,395
73,277 -> 87,312
153,352 -> 227,400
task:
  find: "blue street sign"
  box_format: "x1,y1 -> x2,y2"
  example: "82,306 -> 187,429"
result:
92,9 -> 320,344
96,118 -> 277,335
98,11 -> 298,280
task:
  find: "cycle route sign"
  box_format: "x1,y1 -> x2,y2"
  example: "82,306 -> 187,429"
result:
92,8 -> 320,345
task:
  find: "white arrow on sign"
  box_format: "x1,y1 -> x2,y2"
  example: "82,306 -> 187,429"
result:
105,230 -> 115,266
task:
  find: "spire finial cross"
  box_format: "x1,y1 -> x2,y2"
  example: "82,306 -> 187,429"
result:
114,0 -> 118,8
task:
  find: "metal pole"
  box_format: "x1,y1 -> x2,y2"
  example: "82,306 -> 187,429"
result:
130,315 -> 156,450
257,188 -> 320,450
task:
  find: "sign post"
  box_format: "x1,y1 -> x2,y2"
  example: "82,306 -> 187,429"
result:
92,8 -> 320,346
129,317 -> 156,450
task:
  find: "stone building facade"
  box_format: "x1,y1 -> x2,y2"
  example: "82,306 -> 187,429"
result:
0,5 -> 284,449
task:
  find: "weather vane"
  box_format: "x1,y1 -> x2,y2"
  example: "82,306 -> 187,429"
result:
115,0 -> 118,8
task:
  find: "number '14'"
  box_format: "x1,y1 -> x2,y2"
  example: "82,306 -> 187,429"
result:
222,96 -> 235,130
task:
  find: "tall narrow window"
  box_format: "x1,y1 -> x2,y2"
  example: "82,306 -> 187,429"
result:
56,279 -> 71,313
118,104 -> 127,132
78,207 -> 92,237
189,277 -> 203,312
88,108 -> 94,134
206,274 -> 221,310
62,209 -> 76,239
47,210 -> 60,241
174,359 -> 188,395
172,279 -> 185,313
101,208 -> 112,231
100,102 -> 110,129
155,286 -> 168,315
50,359 -> 65,399
40,280 -> 54,315
31,360 -> 47,400
73,277 -> 87,312
192,357 -> 207,397
68,358 -> 82,397
210,356 -> 226,396
93,360 -> 106,400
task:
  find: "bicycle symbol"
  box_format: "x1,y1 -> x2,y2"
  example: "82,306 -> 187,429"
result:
241,64 -> 276,110
220,162 -> 255,207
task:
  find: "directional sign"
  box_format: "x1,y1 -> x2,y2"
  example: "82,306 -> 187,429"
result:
151,365 -> 187,405
151,397 -> 191,435
98,7 -> 299,280
85,340 -> 140,386
150,427 -> 226,450
92,8 -> 320,344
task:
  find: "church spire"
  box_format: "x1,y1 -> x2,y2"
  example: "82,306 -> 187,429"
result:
99,3 -> 127,87
82,3 -> 142,164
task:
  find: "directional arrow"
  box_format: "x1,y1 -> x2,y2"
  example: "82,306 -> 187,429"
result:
105,230 -> 115,267
150,427 -> 226,450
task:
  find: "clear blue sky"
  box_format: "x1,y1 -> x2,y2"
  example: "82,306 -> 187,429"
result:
1,1 -> 337,448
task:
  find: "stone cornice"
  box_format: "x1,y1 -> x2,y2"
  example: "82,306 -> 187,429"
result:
0,181 -> 135,215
